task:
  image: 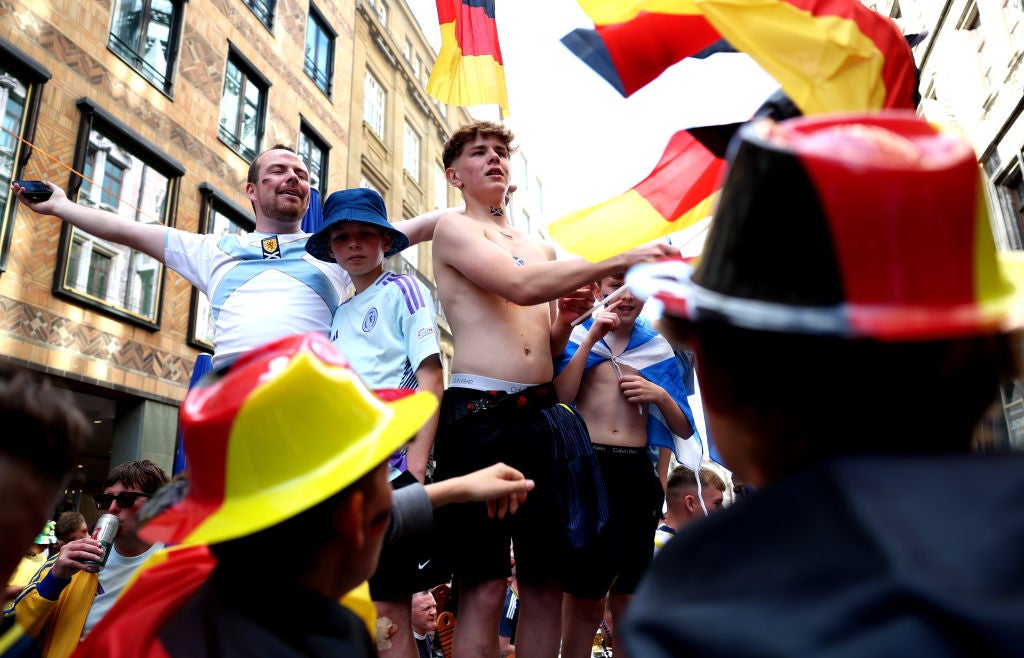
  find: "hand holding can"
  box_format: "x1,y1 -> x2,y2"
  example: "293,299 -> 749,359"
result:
82,514 -> 119,573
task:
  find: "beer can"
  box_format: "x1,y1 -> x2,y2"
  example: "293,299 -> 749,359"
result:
82,513 -> 119,573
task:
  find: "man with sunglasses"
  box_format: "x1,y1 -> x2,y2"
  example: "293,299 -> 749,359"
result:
9,460 -> 169,658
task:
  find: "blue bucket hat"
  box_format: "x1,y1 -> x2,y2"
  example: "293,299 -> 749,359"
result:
305,188 -> 409,261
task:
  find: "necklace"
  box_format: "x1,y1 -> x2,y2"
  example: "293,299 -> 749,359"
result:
500,231 -> 513,240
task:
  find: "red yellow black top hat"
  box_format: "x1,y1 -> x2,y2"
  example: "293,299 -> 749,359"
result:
140,332 -> 437,547
628,111 -> 1024,340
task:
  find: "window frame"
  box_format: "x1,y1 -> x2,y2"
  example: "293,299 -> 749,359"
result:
107,0 -> 184,96
304,3 -> 336,96
53,99 -> 184,329
994,161 -> 1024,249
218,46 -> 270,163
403,120 -> 421,182
364,69 -> 387,140
0,38 -> 50,274
244,0 -> 276,31
298,118 -> 330,200
189,183 -> 256,351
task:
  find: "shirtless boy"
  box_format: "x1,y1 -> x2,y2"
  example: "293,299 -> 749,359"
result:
553,273 -> 696,658
430,121 -> 677,658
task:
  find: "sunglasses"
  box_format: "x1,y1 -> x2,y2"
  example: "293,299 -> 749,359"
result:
94,491 -> 150,510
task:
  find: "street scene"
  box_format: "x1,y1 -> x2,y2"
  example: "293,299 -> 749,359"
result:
1,1 -> 1023,656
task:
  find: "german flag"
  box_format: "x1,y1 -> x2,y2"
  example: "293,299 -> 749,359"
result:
562,0 -> 725,97
549,124 -> 739,262
693,0 -> 917,113
426,0 -> 510,116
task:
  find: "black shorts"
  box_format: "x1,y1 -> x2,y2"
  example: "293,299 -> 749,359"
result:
369,471 -> 447,600
563,444 -> 664,599
433,384 -> 568,586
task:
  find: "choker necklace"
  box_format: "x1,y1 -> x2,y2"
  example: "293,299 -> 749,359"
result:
489,205 -> 505,217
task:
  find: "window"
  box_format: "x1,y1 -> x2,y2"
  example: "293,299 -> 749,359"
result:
108,0 -> 183,94
376,0 -> 388,26
434,163 -> 447,210
219,50 -> 268,162
999,166 -> 1024,248
191,184 -> 255,350
414,55 -> 423,82
304,5 -> 335,95
364,70 -> 386,139
403,121 -> 420,180
68,239 -> 113,299
403,38 -> 412,62
959,2 -> 995,94
244,0 -> 275,30
0,47 -> 50,273
57,100 -> 183,328
298,121 -> 329,198
401,219 -> 419,270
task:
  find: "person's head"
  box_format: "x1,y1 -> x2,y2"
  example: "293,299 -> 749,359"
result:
305,188 -> 410,275
140,332 -> 437,599
594,272 -> 644,328
628,113 -> 1024,488
665,465 -> 726,528
55,511 -> 88,547
98,460 -> 170,546
442,121 -> 516,201
245,144 -> 310,227
411,590 -> 438,635
0,366 -> 85,582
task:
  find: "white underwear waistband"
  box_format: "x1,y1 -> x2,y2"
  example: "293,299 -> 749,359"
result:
449,373 -> 532,394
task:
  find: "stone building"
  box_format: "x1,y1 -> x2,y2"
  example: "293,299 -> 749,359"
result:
866,0 -> 1024,449
0,0 -> 496,520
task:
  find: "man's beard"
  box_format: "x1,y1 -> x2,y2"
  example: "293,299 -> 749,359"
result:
263,195 -> 308,223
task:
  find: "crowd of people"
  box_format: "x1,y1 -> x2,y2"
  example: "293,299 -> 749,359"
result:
3,111 -> 1024,658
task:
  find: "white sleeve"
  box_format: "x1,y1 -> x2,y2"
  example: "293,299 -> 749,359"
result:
400,278 -> 442,371
163,229 -> 218,294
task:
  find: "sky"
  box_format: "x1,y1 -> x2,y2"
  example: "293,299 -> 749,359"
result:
404,0 -> 779,233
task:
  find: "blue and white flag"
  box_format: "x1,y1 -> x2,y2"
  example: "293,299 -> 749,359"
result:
555,318 -> 702,467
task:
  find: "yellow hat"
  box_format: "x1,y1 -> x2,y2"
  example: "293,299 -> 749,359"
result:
141,332 -> 437,546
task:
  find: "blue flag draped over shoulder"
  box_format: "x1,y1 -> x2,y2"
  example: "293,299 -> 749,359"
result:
555,318 -> 700,464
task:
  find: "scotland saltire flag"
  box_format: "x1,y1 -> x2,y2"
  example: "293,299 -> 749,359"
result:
555,318 -> 701,466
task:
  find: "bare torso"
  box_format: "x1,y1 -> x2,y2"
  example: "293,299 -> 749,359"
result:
435,215 -> 556,384
575,358 -> 649,448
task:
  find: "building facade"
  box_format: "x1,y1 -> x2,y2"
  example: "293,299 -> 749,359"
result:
865,0 -> 1024,449
0,0 -> 489,523
347,0 -> 474,373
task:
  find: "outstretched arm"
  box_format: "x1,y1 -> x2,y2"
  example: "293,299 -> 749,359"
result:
395,203 -> 465,246
433,212 -> 679,306
425,462 -> 535,519
13,182 -> 168,261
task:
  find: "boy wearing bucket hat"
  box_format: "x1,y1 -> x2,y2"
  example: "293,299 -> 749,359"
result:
307,188 -> 445,658
621,113 -> 1024,655
306,187 -> 443,485
70,333 -> 535,658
